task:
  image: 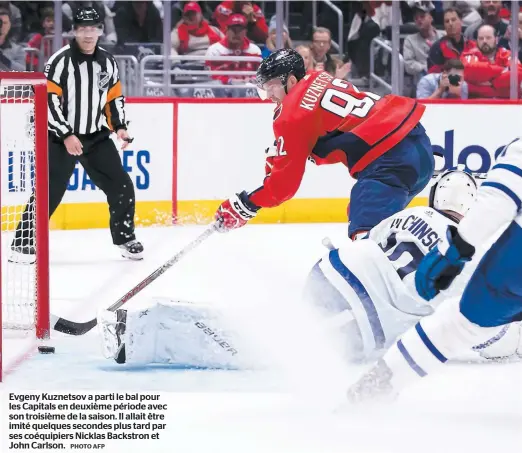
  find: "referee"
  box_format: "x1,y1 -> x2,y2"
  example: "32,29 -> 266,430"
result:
12,7 -> 143,261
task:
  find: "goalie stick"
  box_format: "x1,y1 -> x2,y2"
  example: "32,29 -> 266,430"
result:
51,224 -> 218,336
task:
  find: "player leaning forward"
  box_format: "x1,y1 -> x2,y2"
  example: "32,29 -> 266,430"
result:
214,49 -> 435,238
11,7 -> 143,261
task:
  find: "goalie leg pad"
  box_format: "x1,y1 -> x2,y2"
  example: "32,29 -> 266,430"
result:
98,300 -> 246,369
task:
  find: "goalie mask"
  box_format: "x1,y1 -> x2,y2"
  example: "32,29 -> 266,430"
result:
429,165 -> 477,217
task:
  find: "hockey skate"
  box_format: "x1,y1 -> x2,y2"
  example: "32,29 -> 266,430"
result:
118,239 -> 144,260
8,245 -> 36,264
346,359 -> 397,404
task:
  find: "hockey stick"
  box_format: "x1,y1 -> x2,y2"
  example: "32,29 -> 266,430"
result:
431,153 -> 488,179
321,237 -> 336,251
51,224 -> 218,336
432,169 -> 488,179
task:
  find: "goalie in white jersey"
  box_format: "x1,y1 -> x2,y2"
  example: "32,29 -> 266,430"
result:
347,139 -> 522,402
307,166 -> 520,363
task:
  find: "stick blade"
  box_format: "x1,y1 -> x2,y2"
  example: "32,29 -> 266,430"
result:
51,314 -> 97,336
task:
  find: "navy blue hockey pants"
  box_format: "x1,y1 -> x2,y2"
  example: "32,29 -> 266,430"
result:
348,123 -> 434,237
460,221 -> 522,327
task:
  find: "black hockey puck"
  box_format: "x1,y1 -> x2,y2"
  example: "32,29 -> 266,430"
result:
38,346 -> 55,354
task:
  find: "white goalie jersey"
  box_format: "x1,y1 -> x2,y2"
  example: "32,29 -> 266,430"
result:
310,206 -> 462,361
369,206 -> 464,303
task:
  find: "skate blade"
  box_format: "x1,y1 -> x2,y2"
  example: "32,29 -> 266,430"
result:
120,250 -> 144,261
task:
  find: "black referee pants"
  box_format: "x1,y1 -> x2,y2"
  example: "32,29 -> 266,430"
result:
13,131 -> 136,247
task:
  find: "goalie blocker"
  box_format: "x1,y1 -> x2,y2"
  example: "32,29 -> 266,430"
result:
98,299 -> 250,369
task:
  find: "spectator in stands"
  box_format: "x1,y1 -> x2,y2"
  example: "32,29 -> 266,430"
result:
311,27 -> 350,79
462,24 -> 522,98
214,1 -> 268,43
0,2 -> 20,42
442,1 -> 481,27
26,6 -> 56,70
171,2 -> 222,56
114,1 -> 162,44
0,7 -> 25,71
499,11 -> 522,62
345,1 -> 381,82
17,2 -> 72,42
261,20 -> 292,58
404,3 -> 445,85
62,1 -> 117,43
296,44 -> 315,73
417,59 -> 468,99
464,1 -> 508,40
429,7 -> 476,73
205,13 -> 261,88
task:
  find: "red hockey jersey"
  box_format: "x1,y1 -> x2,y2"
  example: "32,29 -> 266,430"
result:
249,71 -> 425,208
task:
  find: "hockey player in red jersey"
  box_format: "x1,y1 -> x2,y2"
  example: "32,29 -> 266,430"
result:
215,49 -> 434,238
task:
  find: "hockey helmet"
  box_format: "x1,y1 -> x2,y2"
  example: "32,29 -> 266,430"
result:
429,165 -> 477,217
73,6 -> 102,28
256,48 -> 306,99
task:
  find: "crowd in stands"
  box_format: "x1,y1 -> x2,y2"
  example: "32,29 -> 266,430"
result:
1,1 -> 522,100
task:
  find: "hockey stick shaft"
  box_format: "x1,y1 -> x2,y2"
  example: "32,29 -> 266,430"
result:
51,224 -> 218,336
432,170 -> 487,179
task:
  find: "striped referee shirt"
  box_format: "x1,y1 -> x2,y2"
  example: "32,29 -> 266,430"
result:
44,39 -> 126,139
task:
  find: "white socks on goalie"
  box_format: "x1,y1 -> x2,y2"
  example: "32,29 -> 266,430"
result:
381,298 -> 505,391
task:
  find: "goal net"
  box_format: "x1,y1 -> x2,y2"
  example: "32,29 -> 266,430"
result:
0,73 -> 49,349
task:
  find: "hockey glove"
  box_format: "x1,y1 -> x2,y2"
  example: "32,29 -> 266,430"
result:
215,191 -> 259,233
415,225 -> 475,301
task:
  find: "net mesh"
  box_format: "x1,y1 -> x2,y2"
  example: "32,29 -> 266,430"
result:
1,84 -> 38,331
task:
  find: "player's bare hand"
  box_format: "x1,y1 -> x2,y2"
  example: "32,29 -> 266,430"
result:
117,129 -> 132,150
335,62 -> 351,80
64,135 -> 83,156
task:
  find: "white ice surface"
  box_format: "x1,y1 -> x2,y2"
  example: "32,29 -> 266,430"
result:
2,224 -> 522,453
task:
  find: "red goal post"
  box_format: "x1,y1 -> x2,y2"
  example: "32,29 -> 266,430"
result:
0,72 -> 49,379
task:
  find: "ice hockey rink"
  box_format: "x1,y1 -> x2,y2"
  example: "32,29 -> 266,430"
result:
2,224 -> 522,453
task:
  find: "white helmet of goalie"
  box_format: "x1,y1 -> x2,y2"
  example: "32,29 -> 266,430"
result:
429,165 -> 477,217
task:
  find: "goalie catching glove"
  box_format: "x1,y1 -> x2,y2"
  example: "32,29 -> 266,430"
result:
215,191 -> 260,233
